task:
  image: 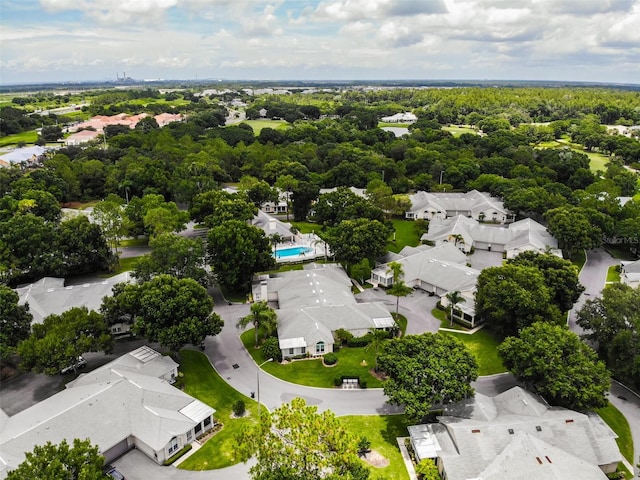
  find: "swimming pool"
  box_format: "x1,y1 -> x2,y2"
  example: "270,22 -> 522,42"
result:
275,246 -> 313,258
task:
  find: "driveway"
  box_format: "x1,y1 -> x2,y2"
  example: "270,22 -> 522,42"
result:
568,248 -> 618,336
355,288 -> 440,335
466,249 -> 504,270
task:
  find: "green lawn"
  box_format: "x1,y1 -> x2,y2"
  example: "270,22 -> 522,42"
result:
100,256 -> 140,276
241,330 -> 383,388
340,415 -> 411,480
291,221 -> 323,234
177,350 -> 259,470
538,137 -> 610,173
607,265 -> 621,283
596,402 -> 634,464
570,249 -> 587,270
238,119 -> 289,134
387,219 -> 421,253
117,238 -> 148,248
442,329 -> 506,376
442,125 -> 477,136
0,131 -> 38,147
604,245 -> 637,261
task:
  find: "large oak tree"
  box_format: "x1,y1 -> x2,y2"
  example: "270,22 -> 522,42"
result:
7,439 -> 108,480
378,333 -> 478,423
0,285 -> 32,362
498,322 -> 610,411
237,397 -> 369,480
207,220 -> 274,291
18,307 -> 112,375
577,283 -> 640,391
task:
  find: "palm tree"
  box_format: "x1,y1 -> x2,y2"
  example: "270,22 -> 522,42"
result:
450,233 -> 464,248
237,301 -> 278,346
365,328 -> 388,372
386,262 -> 412,315
445,290 -> 465,327
270,232 -> 283,258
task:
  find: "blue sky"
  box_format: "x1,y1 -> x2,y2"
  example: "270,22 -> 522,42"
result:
1,0 -> 639,85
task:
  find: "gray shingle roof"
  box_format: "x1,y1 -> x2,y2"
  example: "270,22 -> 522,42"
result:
0,347 -> 213,472
416,387 -> 621,480
270,264 -> 394,347
407,190 -> 508,216
16,273 -> 132,324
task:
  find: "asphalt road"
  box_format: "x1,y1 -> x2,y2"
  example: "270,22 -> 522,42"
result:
4,247 -> 639,478
568,248 -> 639,476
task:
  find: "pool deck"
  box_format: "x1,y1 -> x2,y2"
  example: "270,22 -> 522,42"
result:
273,233 -> 331,263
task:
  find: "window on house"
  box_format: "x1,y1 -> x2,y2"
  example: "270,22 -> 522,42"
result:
195,423 -> 202,434
289,348 -> 294,355
204,416 -> 212,427
168,437 -> 178,454
187,430 -> 193,442
301,347 -> 306,354
316,342 -> 325,354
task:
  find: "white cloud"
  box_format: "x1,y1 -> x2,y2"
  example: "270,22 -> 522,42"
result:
1,0 -> 638,83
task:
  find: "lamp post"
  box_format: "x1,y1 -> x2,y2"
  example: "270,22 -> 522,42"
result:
257,358 -> 273,420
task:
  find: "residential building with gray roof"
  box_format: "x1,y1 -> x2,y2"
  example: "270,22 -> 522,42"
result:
408,386 -> 621,480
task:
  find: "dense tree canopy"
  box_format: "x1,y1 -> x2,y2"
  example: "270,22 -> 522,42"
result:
378,333 -> 478,423
325,218 -> 391,266
133,233 -> 208,286
0,285 -> 32,362
544,206 -> 602,258
112,275 -> 221,351
18,306 -> 112,375
237,397 -> 368,480
207,220 -> 274,291
577,283 -> 640,391
313,187 -> 385,227
508,251 -> 584,312
498,322 -> 610,411
7,438 -> 108,480
475,264 -> 563,337
190,190 -> 258,227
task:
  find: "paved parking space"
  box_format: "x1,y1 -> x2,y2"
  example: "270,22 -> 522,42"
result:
112,449 -> 252,480
466,250 -> 504,270
355,288 -> 440,334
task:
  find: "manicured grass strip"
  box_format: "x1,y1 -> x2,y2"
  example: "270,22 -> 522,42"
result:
291,221 -> 323,234
604,245 -> 637,261
570,249 -> 586,270
237,119 -> 288,134
177,350 -> 259,470
441,329 -> 506,376
117,238 -> 149,247
340,414 -> 411,480
99,256 -> 140,277
393,313 -> 408,337
607,265 -> 620,283
442,125 -> 477,136
433,308 -> 469,332
0,131 -> 38,147
241,330 -> 383,388
258,264 -> 305,275
596,402 -> 634,464
387,219 -> 421,253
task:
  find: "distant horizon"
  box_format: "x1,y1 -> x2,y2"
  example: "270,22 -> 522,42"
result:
2,77 -> 639,90
2,1 -> 638,86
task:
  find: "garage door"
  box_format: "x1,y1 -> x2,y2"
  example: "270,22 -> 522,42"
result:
104,438 -> 131,463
